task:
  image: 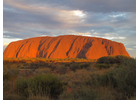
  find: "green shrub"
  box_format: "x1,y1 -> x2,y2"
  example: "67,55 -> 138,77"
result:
23,63 -> 28,66
121,57 -> 136,67
17,65 -> 20,68
20,67 -> 25,69
15,78 -> 29,97
94,64 -> 110,69
29,63 -> 39,69
15,74 -> 63,98
96,56 -> 117,64
96,55 -> 129,64
69,63 -> 80,72
79,63 -> 90,69
113,65 -> 136,97
59,86 -> 99,100
92,59 -> 135,98
89,57 -> 136,98
96,72 -> 117,88
116,55 -> 130,63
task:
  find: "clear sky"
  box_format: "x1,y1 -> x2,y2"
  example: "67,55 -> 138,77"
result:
3,0 -> 136,57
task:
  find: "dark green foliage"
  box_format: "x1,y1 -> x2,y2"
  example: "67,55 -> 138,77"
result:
3,56 -> 136,99
28,74 -> 63,98
71,89 -> 98,100
96,72 -> 117,88
121,57 -> 136,67
96,55 -> 129,64
69,63 -> 90,72
113,58 -> 136,97
59,86 -> 99,100
69,63 -> 81,72
17,65 -> 20,68
29,63 -> 40,69
23,63 -> 28,66
116,55 -> 131,63
29,63 -> 56,71
96,56 -> 118,64
20,67 -> 25,69
15,74 -> 63,98
89,57 -> 136,98
15,78 -> 29,97
37,62 -> 49,67
94,64 -> 110,69
79,63 -> 90,69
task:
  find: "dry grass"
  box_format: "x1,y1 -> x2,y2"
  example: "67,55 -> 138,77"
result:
3,55 -> 136,100
3,58 -> 97,63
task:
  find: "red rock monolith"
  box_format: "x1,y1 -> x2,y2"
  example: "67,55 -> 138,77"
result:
3,35 -> 130,59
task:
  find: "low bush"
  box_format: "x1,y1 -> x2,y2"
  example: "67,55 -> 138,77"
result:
15,78 -> 29,97
96,56 -> 118,64
29,63 -> 39,69
96,55 -> 129,64
57,65 -> 67,74
69,63 -> 81,72
94,64 -> 110,69
79,63 -> 90,69
89,57 -> 136,98
15,74 -> 63,98
121,57 -> 136,67
59,86 -> 99,100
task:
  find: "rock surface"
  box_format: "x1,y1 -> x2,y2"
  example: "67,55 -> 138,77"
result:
3,35 -> 130,59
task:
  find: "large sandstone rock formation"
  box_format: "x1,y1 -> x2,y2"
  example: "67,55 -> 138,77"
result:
3,35 -> 130,59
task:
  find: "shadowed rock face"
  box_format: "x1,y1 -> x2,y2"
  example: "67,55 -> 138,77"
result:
3,35 -> 130,59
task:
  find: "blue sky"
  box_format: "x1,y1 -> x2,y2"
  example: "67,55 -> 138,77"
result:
3,0 -> 136,57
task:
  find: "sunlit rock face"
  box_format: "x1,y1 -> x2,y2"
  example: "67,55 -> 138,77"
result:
3,35 -> 130,59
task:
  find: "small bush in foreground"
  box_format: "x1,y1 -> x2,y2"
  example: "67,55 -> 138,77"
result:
89,57 -> 136,98
15,74 -> 63,98
59,86 -> 99,100
15,78 -> 29,97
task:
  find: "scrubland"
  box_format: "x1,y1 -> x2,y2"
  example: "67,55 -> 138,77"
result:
3,55 -> 136,100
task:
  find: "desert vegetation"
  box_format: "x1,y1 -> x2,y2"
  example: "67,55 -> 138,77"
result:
3,55 -> 136,100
